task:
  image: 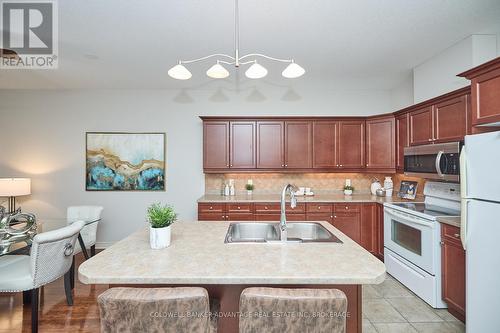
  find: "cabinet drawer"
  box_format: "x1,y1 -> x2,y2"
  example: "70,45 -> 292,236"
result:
255,203 -> 281,213
227,203 -> 253,213
287,213 -> 306,221
334,203 -> 361,213
255,213 -> 280,221
306,213 -> 333,223
441,224 -> 462,246
198,203 -> 225,214
226,213 -> 255,221
198,212 -> 226,221
306,203 -> 333,213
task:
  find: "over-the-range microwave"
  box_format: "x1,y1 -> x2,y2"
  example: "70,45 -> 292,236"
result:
404,142 -> 462,182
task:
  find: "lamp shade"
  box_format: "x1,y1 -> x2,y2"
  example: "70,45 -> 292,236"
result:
0,178 -> 31,197
168,64 -> 192,80
207,63 -> 230,79
245,62 -> 268,79
282,62 -> 305,78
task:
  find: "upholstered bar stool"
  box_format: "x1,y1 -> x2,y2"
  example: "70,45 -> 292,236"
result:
98,287 -> 212,333
239,287 -> 348,333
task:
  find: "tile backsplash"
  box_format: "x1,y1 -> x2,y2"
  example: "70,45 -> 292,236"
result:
205,173 -> 426,195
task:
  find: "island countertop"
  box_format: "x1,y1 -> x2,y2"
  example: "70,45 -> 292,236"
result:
79,221 -> 386,285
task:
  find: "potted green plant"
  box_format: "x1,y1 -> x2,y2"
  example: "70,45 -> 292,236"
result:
147,203 -> 177,249
245,183 -> 254,195
343,185 -> 354,196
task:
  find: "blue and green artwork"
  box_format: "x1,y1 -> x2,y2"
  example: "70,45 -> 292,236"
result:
86,133 -> 165,191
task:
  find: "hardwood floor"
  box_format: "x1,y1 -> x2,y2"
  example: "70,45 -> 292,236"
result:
0,253 -> 108,333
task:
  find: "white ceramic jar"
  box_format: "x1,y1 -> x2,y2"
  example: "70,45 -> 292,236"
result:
384,176 -> 393,197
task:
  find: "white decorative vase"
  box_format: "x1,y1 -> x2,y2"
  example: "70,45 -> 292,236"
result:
150,225 -> 171,249
344,189 -> 353,196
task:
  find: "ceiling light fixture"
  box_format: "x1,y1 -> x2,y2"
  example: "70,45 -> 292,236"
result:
168,0 -> 305,80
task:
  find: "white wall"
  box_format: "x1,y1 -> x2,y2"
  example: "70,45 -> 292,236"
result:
413,34 -> 497,103
0,87 -> 392,246
390,74 -> 414,111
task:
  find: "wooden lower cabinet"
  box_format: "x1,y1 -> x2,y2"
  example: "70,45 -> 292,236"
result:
441,224 -> 466,322
332,212 -> 361,244
361,203 -> 377,255
376,203 -> 384,260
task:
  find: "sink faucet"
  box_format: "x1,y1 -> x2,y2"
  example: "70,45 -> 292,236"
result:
280,184 -> 299,242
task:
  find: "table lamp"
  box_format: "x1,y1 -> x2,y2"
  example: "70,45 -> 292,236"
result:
0,178 -> 31,213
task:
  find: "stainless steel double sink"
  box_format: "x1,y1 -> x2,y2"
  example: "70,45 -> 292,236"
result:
224,222 -> 342,243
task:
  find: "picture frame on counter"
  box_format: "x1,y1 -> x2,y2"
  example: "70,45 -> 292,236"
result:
398,180 -> 418,200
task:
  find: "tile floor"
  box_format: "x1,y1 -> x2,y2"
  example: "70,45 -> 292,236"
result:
362,274 -> 465,333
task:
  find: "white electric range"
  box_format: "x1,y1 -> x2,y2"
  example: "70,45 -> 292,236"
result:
383,181 -> 460,308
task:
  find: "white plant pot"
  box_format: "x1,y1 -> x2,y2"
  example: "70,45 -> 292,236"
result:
344,190 -> 353,196
150,225 -> 171,249
247,190 -> 253,195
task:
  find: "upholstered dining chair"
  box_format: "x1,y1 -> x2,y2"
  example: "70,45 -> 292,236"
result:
0,220 -> 85,333
67,206 -> 103,257
98,287 -> 212,333
239,287 -> 348,333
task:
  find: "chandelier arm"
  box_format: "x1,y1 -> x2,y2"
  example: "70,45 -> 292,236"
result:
239,53 -> 294,63
218,60 -> 236,65
179,54 -> 235,65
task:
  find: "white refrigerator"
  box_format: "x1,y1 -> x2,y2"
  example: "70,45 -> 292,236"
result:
460,131 -> 500,332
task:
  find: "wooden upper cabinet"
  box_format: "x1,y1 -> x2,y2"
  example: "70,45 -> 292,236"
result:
256,121 -> 284,168
285,121 -> 312,169
410,106 -> 434,145
365,115 -> 395,170
338,121 -> 365,168
230,121 -> 256,169
396,113 -> 409,171
458,57 -> 500,126
313,122 -> 338,168
433,95 -> 468,143
203,121 -> 229,169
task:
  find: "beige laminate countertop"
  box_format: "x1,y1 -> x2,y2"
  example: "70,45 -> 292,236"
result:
436,216 -> 461,228
198,193 -> 423,204
78,221 -> 386,285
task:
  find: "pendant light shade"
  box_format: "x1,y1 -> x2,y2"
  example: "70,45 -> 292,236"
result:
168,64 -> 192,80
245,62 -> 268,79
206,63 -> 230,79
282,62 -> 305,78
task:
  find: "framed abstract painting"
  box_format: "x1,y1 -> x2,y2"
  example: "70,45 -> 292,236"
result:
86,132 -> 166,191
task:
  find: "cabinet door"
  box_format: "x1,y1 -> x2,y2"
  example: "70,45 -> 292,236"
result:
441,225 -> 466,321
434,96 -> 468,143
332,212 -> 361,244
471,67 -> 500,126
376,203 -> 384,260
306,213 -> 333,224
338,121 -> 365,168
361,203 -> 377,255
203,121 -> 229,169
396,113 -> 409,171
366,116 -> 395,169
285,121 -> 312,168
410,107 -> 434,145
256,121 -> 284,168
313,121 -> 338,168
230,121 -> 256,168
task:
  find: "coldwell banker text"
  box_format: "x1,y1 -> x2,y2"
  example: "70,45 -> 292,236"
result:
1,0 -> 58,69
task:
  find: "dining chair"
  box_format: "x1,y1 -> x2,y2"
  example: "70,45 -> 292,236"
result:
0,220 -> 85,333
98,287 -> 212,333
239,287 -> 348,333
67,206 -> 103,257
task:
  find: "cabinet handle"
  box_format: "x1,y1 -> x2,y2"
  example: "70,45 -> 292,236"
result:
226,164 -> 229,167
264,206 -> 268,210
340,164 -> 343,167
333,215 -> 337,218
281,164 -> 284,167
440,241 -> 444,246
336,164 -> 339,167
345,206 -> 348,210
428,139 -> 432,142
317,206 -> 321,210
209,206 -> 213,210
237,206 -> 241,210
285,164 -> 288,167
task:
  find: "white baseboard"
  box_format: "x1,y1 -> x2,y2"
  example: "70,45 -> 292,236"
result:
95,242 -> 114,249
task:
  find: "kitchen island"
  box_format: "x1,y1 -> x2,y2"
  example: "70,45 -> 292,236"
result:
79,221 -> 386,332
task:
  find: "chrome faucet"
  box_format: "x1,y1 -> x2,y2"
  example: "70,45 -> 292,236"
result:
280,184 -> 299,242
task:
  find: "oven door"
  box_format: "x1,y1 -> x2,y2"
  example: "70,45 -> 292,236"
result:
384,207 -> 437,275
404,142 -> 460,182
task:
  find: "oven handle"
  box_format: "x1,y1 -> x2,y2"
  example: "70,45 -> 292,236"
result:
384,208 -> 434,228
435,150 -> 444,178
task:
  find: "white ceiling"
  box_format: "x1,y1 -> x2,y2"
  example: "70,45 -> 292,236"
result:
1,0 -> 500,90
